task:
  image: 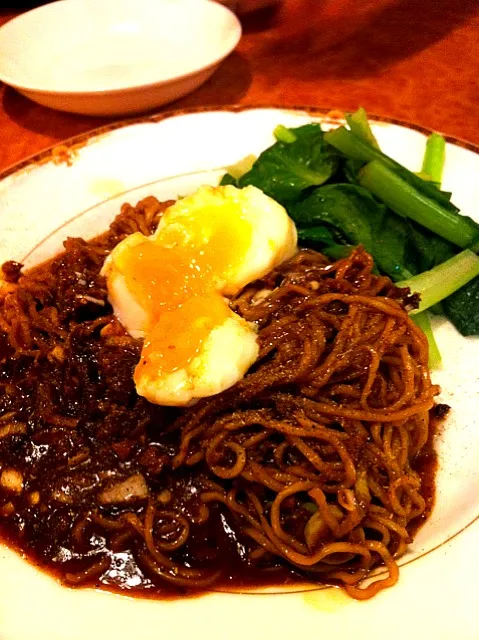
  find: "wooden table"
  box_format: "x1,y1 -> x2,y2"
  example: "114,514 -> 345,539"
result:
1,0 -> 479,171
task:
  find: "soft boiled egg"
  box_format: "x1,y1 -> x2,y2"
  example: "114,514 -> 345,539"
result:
102,184 -> 297,406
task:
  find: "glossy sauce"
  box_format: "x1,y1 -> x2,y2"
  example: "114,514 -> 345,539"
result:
0,431 -> 440,600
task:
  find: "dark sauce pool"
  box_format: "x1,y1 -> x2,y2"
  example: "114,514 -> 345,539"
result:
0,453 -> 439,601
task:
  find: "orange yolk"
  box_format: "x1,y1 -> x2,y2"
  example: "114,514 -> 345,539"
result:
140,293 -> 229,375
115,203 -> 253,379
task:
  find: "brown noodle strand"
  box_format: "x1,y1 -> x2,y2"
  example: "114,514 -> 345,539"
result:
65,555 -> 112,585
345,541 -> 400,599
139,551 -> 221,588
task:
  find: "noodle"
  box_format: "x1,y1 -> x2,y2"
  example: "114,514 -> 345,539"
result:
0,195 -> 444,601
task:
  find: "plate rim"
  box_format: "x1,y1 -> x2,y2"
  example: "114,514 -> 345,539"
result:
3,103 -> 479,180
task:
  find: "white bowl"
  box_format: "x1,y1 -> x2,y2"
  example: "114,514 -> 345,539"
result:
0,0 -> 242,116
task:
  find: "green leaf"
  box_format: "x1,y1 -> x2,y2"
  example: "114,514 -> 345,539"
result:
238,124 -> 339,204
338,158 -> 363,185
406,221 -> 456,274
442,276 -> 479,336
297,226 -> 336,247
220,173 -> 238,186
376,213 -> 414,280
322,244 -> 356,261
291,183 -> 412,280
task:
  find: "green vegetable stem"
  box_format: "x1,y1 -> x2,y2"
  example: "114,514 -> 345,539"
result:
324,125 -> 458,212
273,124 -> 297,144
358,160 -> 479,249
421,133 -> 446,185
397,250 -> 479,313
345,107 -> 380,149
412,312 -> 442,369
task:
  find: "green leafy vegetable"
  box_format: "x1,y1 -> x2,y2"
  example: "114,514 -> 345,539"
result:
220,173 -> 237,186
297,226 -> 336,246
238,124 -> 339,204
321,244 -> 356,261
405,222 -> 456,273
297,227 -> 355,261
220,111 -> 479,338
442,276 -> 479,336
341,158 -> 363,185
291,183 -> 413,280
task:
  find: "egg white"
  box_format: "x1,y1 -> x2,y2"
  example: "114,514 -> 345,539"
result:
135,312 -> 259,406
102,232 -> 150,338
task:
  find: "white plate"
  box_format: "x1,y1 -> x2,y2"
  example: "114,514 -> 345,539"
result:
0,107 -> 478,640
0,0 -> 241,116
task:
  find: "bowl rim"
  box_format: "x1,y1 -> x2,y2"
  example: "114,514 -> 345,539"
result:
0,0 -> 242,97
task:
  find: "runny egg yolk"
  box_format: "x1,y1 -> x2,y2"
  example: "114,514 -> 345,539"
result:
114,196 -> 253,380
140,293 -> 229,377
104,184 -> 298,406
